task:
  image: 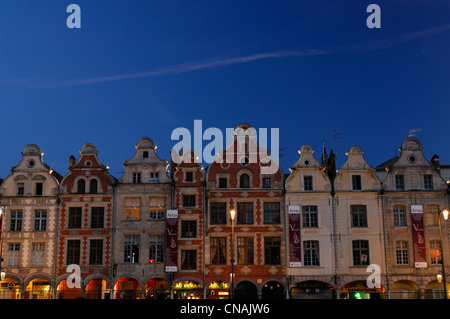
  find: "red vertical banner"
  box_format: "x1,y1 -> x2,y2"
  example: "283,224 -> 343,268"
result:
165,210 -> 178,272
411,205 -> 427,268
288,205 -> 302,267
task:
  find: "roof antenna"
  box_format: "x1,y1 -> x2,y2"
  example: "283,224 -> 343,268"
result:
331,129 -> 346,158
408,128 -> 422,137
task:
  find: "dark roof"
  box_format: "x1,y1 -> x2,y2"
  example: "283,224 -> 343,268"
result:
375,156 -> 399,170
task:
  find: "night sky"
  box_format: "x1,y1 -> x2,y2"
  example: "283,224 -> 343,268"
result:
0,1 -> 449,179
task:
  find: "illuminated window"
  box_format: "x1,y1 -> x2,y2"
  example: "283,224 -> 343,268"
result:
430,240 -> 442,265
125,198 -> 140,220
426,205 -> 439,226
149,197 -> 165,220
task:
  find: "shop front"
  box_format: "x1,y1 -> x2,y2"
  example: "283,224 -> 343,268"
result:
207,281 -> 229,299
25,278 -> 52,299
56,279 -> 82,299
85,278 -> 111,299
0,278 -> 21,299
340,280 -> 386,299
173,280 -> 203,299
145,278 -> 170,299
290,281 -> 335,299
114,277 -> 141,299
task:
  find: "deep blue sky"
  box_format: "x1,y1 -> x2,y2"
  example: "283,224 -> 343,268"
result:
0,1 -> 449,179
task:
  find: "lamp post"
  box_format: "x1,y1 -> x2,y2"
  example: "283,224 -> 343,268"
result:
437,208 -> 449,299
229,209 -> 236,300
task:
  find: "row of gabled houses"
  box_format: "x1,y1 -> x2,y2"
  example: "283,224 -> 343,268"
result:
0,123 -> 449,299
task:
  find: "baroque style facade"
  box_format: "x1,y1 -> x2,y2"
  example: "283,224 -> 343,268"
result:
0,128 -> 449,299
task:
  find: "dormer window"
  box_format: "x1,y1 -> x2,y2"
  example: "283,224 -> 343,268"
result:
150,172 -> 159,183
143,151 -> 149,158
17,183 -> 25,196
185,171 -> 193,182
352,175 -> 362,191
240,174 -> 250,188
132,173 -> 141,184
35,183 -> 43,196
77,179 -> 86,194
90,179 -> 98,194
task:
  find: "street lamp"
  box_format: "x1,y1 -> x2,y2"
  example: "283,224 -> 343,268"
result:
229,209 -> 236,300
437,208 -> 449,299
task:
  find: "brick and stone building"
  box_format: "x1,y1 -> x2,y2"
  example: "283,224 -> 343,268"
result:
112,137 -> 172,299
0,144 -> 62,299
57,143 -> 116,299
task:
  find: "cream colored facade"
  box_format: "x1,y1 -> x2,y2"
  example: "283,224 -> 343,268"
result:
376,138 -> 450,299
0,144 -> 61,299
284,145 -> 336,298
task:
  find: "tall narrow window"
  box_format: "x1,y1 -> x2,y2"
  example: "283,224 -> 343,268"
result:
181,220 -> 197,238
89,240 -> 103,265
393,205 -> 407,226
125,198 -> 140,220
132,173 -> 141,184
303,240 -> 320,266
17,183 -> 24,196
395,240 -> 409,265
89,179 -> 98,194
124,235 -> 140,263
31,243 -> 45,267
395,175 -> 405,190
211,237 -> 226,265
237,202 -> 253,224
91,207 -> 104,228
185,171 -> 193,182
7,244 -> 20,267
149,235 -> 164,263
34,210 -> 47,231
352,175 -> 362,190
430,240 -> 442,265
238,237 -> 254,265
10,211 -> 22,231
302,206 -> 318,228
240,174 -> 250,188
218,178 -> 228,188
426,205 -> 440,226
67,240 -> 81,265
352,240 -> 369,266
303,176 -> 313,191
149,198 -> 165,220
264,237 -> 281,265
264,202 -> 280,224
210,202 -> 227,224
351,205 -> 367,227
68,207 -> 82,228
77,179 -> 86,194
35,183 -> 43,196
181,250 -> 197,270
424,175 -> 433,190
182,195 -> 196,207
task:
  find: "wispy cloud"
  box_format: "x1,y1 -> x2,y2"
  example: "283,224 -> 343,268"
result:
3,24 -> 450,89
